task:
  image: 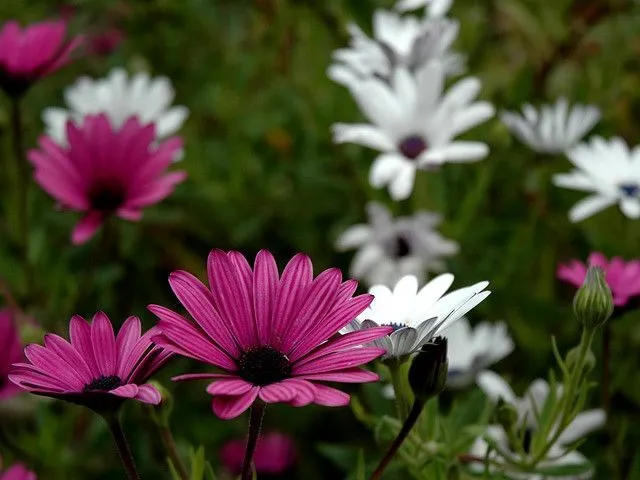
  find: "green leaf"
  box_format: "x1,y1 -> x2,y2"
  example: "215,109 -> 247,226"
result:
533,460 -> 593,477
355,450 -> 366,480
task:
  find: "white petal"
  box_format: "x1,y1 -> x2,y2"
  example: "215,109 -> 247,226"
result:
335,224 -> 373,250
557,409 -> 606,445
620,197 -> 640,219
389,327 -> 419,357
420,142 -> 489,164
333,123 -> 395,151
155,106 -> 189,138
369,153 -> 406,187
388,164 -> 417,200
568,194 -> 618,222
350,245 -> 384,279
477,371 -> 517,404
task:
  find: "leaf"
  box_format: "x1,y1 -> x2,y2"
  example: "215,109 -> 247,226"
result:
533,460 -> 593,477
355,450 -> 366,480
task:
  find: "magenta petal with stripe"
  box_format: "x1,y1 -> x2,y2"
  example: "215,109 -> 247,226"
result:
151,249 -> 392,419
0,310 -> 25,401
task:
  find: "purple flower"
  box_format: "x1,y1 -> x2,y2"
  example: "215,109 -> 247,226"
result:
0,456 -> 36,480
220,431 -> 297,475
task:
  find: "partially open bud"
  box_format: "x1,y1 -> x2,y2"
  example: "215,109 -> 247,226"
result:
573,266 -> 613,331
408,337 -> 448,402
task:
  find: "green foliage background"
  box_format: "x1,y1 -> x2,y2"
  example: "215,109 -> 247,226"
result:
0,0 -> 639,478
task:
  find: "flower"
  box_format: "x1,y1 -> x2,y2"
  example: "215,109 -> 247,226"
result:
87,27 -> 125,57
328,10 -> 463,89
9,313 -> 171,412
220,431 -> 297,475
28,114 -> 186,244
501,98 -> 600,154
335,202 -> 458,287
473,373 -> 605,479
0,457 -> 36,480
0,311 -> 24,401
343,274 -> 490,360
557,252 -> 640,307
42,68 -> 188,150
150,250 -> 392,420
333,62 -> 494,200
395,0 -> 453,17
552,137 -> 640,222
444,317 -> 513,389
0,20 -> 82,98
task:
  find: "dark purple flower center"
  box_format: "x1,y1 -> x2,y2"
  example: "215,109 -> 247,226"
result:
238,346 -> 292,386
619,183 -> 639,197
84,375 -> 122,392
382,322 -> 407,332
398,135 -> 428,160
89,184 -> 126,212
394,236 -> 411,258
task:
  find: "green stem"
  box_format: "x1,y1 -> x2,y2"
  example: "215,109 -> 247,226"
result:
104,415 -> 140,480
602,322 -> 612,415
241,401 -> 267,480
159,423 -> 188,480
388,360 -> 412,421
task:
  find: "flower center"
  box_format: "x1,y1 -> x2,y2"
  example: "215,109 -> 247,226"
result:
238,346 -> 292,386
382,322 -> 407,332
394,236 -> 411,257
398,135 -> 428,160
84,375 -> 122,392
89,184 -> 126,212
522,427 -> 534,454
619,183 -> 639,197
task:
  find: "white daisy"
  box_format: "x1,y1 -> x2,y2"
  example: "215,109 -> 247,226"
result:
328,10 -> 464,89
332,61 -> 494,200
396,0 -> 453,17
42,68 -> 189,154
343,274 -> 490,360
335,202 -> 459,287
501,98 -> 600,154
552,136 -> 640,222
443,318 -> 514,389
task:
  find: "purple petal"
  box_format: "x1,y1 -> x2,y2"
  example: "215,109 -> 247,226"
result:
90,312 -> 117,376
297,368 -> 379,383
136,384 -> 162,404
293,347 -> 386,375
115,316 -> 142,377
109,383 -> 139,399
207,378 -> 254,396
172,373 -> 234,382
291,327 -> 392,364
312,384 -> 350,407
258,382 -> 298,403
69,315 -> 100,377
212,387 -> 260,419
253,250 -> 279,344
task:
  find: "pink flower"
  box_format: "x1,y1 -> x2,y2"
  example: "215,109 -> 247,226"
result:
0,20 -> 82,98
88,27 -> 125,56
9,313 -> 172,412
0,311 -> 23,401
0,457 -> 36,480
557,252 -> 640,306
220,431 -> 297,475
28,114 -> 186,245
150,250 -> 392,419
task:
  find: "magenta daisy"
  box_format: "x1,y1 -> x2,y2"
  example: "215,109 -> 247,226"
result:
9,312 -> 172,411
0,457 -> 36,480
0,19 -> 82,98
28,114 -> 186,245
557,252 -> 640,307
150,249 -> 392,420
0,310 -> 23,401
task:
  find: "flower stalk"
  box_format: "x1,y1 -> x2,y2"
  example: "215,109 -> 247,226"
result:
241,401 -> 267,480
104,414 -> 140,480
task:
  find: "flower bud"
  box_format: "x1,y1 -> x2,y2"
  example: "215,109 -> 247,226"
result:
572,266 -> 613,331
408,337 -> 448,402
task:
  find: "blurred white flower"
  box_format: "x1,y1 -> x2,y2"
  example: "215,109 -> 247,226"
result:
42,68 -> 189,157
501,98 -> 600,154
343,274 -> 490,359
443,318 -> 514,389
332,61 -> 494,200
336,202 -> 459,286
328,10 -> 464,88
396,0 -> 453,17
472,373 -> 605,479
552,137 -> 640,222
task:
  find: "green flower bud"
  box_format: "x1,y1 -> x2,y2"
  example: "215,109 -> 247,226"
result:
408,337 -> 448,402
573,266 -> 613,331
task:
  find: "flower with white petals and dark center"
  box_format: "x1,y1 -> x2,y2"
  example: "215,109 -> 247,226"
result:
553,136 -> 640,222
336,202 -> 459,286
399,135 -> 428,160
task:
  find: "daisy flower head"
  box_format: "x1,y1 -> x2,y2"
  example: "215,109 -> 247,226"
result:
42,68 -> 189,152
343,274 -> 491,360
557,252 -> 640,308
444,318 -> 513,389
333,61 -> 494,200
0,19 -> 82,98
501,98 -> 600,154
335,202 -> 459,287
552,137 -> 640,222
395,0 -> 453,17
0,457 -> 36,480
0,310 -> 24,401
328,10 -> 463,89
9,313 -> 172,413
149,250 -> 392,420
28,114 -> 187,245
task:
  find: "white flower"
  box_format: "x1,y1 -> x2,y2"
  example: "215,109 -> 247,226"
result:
328,10 -> 464,88
552,137 -> 640,222
332,61 -> 494,200
42,68 -> 189,155
335,202 -> 459,286
472,373 -> 606,479
396,0 -> 453,17
443,318 -> 514,389
501,98 -> 600,154
343,274 -> 490,359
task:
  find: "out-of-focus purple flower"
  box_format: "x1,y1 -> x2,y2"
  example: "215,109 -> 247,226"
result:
220,431 -> 297,475
0,310 -> 23,401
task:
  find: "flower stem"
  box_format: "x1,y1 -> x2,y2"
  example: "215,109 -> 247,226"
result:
602,322 -> 612,415
104,414 -> 140,480
388,360 -> 412,421
241,401 -> 267,480
369,399 -> 424,480
158,423 -> 189,480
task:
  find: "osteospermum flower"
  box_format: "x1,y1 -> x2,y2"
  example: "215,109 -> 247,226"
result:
28,114 -> 186,244
42,68 -> 189,149
333,61 -> 494,200
9,313 -> 171,411
0,311 -> 23,401
0,457 -> 36,480
0,20 -> 82,98
444,318 -> 513,389
552,137 -> 640,222
336,202 -> 458,287
328,10 -> 463,89
395,0 -> 453,17
557,252 -> 640,307
343,274 -> 490,359
501,98 -> 600,154
150,250 -> 392,419
220,431 -> 297,476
